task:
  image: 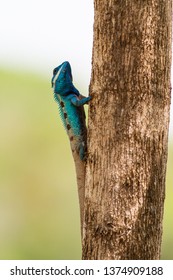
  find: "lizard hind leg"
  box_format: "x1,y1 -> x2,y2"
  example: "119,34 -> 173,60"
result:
79,141 -> 87,161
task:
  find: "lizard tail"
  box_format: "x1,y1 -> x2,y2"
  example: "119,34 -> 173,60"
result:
72,151 -> 85,238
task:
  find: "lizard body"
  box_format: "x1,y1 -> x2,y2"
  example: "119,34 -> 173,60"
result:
51,61 -> 91,234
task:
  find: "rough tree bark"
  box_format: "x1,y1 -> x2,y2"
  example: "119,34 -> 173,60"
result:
82,0 -> 172,259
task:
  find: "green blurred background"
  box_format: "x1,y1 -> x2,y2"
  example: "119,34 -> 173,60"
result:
0,0 -> 172,260
0,69 -> 172,260
0,69 -> 82,259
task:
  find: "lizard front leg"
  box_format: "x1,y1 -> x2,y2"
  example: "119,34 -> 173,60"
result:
71,95 -> 91,107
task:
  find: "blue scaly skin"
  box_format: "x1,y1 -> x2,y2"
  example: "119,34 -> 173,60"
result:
51,61 -> 91,235
52,61 -> 91,160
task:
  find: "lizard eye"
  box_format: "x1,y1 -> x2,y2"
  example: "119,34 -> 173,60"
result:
53,69 -> 57,75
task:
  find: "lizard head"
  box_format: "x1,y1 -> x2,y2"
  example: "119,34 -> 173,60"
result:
52,61 -> 79,96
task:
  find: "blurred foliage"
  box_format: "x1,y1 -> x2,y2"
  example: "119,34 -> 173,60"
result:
0,69 -> 172,259
161,142 -> 173,259
0,69 -> 81,259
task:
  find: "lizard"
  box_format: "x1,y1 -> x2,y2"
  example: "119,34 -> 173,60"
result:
51,61 -> 91,236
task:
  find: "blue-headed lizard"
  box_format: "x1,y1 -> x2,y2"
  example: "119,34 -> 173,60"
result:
51,61 -> 91,235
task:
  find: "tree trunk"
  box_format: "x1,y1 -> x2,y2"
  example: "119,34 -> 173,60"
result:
82,0 -> 172,260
